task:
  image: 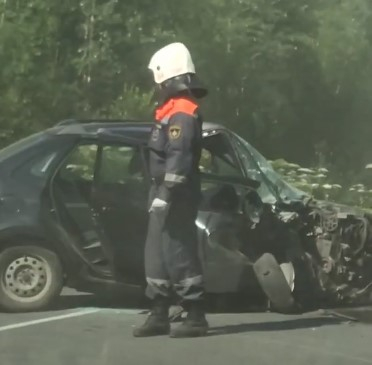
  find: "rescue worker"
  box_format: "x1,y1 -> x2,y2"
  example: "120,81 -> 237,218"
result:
133,42 -> 208,338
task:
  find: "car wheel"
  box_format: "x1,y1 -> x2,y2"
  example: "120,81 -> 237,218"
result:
0,245 -> 63,312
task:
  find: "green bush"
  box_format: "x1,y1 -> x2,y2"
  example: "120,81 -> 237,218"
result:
270,158 -> 372,209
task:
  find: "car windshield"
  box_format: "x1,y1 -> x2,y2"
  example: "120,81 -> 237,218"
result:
233,133 -> 308,204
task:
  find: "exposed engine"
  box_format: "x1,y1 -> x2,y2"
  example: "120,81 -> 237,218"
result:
304,203 -> 372,304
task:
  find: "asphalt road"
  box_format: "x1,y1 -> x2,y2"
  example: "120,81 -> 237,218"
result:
0,288 -> 372,365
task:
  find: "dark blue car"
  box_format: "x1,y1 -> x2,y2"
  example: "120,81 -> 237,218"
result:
0,119 -> 370,313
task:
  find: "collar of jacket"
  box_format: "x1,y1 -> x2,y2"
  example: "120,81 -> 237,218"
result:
155,97 -> 198,122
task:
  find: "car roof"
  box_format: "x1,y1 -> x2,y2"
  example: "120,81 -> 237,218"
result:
48,119 -> 226,139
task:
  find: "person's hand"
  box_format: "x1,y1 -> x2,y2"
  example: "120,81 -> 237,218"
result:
149,198 -> 168,212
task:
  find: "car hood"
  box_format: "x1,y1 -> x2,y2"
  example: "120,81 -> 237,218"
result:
310,199 -> 367,218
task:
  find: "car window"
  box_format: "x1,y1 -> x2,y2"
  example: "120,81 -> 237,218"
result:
233,134 -> 307,203
8,136 -> 75,181
30,152 -> 58,177
233,135 -> 277,203
97,145 -> 144,184
200,133 -> 242,178
58,144 -> 98,182
0,132 -> 46,163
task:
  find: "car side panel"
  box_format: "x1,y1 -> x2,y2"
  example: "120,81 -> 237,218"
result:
196,211 -> 258,294
0,136 -> 88,273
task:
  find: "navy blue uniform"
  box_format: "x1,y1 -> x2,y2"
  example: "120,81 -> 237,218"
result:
145,96 -> 204,301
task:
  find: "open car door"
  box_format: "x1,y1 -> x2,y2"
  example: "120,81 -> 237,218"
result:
50,131 -> 149,282
90,135 -> 149,282
197,130 -> 260,293
50,141 -> 115,276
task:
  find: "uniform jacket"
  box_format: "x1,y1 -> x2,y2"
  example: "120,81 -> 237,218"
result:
147,96 -> 203,202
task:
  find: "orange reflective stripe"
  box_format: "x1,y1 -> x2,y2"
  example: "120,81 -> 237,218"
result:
155,99 -> 174,121
169,98 -> 198,117
155,97 -> 198,122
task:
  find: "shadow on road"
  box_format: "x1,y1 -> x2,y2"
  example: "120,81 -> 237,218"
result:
50,291 -> 267,313
49,290 -> 372,328
50,290 -> 148,311
208,316 -> 347,336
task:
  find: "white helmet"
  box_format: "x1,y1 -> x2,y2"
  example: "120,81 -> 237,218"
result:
148,42 -> 196,84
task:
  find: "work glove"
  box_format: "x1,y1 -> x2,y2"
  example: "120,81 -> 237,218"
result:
149,198 -> 168,213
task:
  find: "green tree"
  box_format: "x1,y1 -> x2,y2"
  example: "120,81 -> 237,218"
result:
0,0 -> 371,199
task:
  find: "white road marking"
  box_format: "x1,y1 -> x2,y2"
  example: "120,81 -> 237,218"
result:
0,308 -> 100,332
99,308 -> 142,315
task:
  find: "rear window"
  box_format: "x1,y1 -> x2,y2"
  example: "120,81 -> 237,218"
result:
0,132 -> 46,163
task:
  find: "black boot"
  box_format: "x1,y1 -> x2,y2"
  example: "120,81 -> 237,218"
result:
170,301 -> 209,338
133,297 -> 170,337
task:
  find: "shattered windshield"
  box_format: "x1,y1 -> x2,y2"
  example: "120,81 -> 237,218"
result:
233,133 -> 308,204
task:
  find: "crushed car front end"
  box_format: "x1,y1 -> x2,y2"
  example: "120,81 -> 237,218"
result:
222,130 -> 372,310
295,199 -> 372,305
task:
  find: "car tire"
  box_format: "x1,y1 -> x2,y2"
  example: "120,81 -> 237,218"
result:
0,245 -> 63,312
253,253 -> 296,313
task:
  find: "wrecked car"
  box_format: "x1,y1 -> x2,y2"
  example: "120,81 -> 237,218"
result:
0,119 -> 371,313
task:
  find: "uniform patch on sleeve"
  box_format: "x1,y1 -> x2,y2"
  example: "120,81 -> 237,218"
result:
168,125 -> 181,140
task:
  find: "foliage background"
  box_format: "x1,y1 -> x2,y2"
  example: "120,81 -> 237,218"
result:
1,0 -> 372,206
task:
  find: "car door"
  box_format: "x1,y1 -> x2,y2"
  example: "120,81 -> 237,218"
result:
91,141 -> 149,281
198,131 -> 258,293
50,141 -> 115,276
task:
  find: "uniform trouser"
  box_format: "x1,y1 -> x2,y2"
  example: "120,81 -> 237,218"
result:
145,184 -> 204,302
